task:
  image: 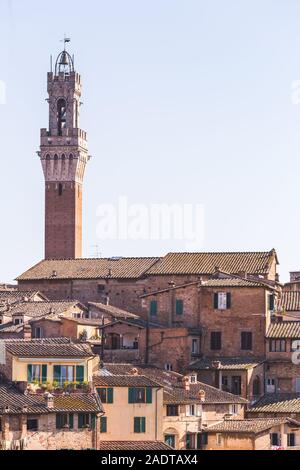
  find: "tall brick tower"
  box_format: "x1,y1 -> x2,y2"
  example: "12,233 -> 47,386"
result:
38,42 -> 89,259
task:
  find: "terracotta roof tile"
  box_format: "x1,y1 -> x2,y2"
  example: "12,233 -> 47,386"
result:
0,383 -> 103,414
147,250 -> 277,276
93,375 -> 161,388
4,338 -> 94,358
279,292 -> 300,312
189,357 -> 265,371
98,441 -> 171,450
89,302 -> 139,320
266,321 -> 300,338
17,258 -> 161,281
207,418 -> 299,434
249,394 -> 300,414
0,301 -> 86,318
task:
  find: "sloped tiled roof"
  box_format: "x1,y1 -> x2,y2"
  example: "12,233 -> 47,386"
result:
93,375 -> 161,388
4,338 -> 94,358
98,441 -> 171,450
266,321 -> 300,338
202,278 -> 271,288
0,383 -> 103,414
207,418 -> 299,434
17,251 -> 277,281
101,364 -> 247,405
147,250 -> 277,276
0,291 -> 46,304
89,302 -> 139,320
279,292 -> 300,312
1,301 -> 86,318
17,257 -> 161,281
249,394 -> 300,414
189,357 -> 265,371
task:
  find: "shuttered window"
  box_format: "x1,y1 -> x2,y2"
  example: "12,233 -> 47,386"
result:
175,299 -> 184,315
128,387 -> 152,404
97,388 -> 114,404
150,300 -> 158,317
134,417 -> 146,433
210,332 -> 222,350
100,416 -> 107,433
241,332 -> 252,350
213,293 -> 231,310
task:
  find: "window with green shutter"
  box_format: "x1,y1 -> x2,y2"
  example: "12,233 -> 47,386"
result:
76,365 -> 84,383
146,387 -> 152,404
27,365 -> 33,383
53,365 -> 61,383
175,299 -> 184,315
56,413 -> 74,429
78,413 -> 90,429
42,365 -> 47,383
97,387 -> 114,404
150,300 -> 158,317
100,416 -> 107,433
134,417 -> 146,433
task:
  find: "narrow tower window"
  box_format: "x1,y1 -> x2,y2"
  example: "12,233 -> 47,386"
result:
57,99 -> 67,135
58,183 -> 63,196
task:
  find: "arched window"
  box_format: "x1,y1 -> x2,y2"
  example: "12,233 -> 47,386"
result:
46,154 -> 50,161
69,153 -> 73,160
54,154 -> 58,161
61,154 -> 66,161
58,183 -> 63,196
57,98 -> 67,135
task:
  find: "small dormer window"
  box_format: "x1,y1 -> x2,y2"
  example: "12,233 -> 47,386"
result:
14,317 -> 23,326
189,374 -> 197,384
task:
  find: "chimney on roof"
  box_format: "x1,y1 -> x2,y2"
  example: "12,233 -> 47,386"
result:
131,368 -> 139,376
52,270 -> 57,278
182,376 -> 190,391
22,406 -> 28,413
44,392 -> 54,409
108,269 -> 112,278
106,296 -> 110,306
212,360 -> 221,369
49,307 -> 55,314
23,324 -> 32,340
199,390 -> 206,402
22,296 -> 29,302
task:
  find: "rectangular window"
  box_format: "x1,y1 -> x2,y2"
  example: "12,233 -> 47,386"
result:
231,376 -> 242,395
97,388 -> 114,404
269,339 -> 286,352
216,433 -> 222,446
166,405 -> 179,417
214,293 -> 231,310
187,405 -> 196,416
134,417 -> 146,433
100,416 -> 107,433
128,387 -> 152,404
241,332 -> 252,350
150,300 -> 158,317
210,332 -> 222,350
56,413 -> 74,429
34,327 -> 43,339
27,418 -> 39,431
268,294 -> 275,311
175,299 -> 184,315
78,413 -> 91,429
288,433 -> 296,447
230,404 -> 238,415
186,433 -> 196,450
53,365 -> 84,386
271,433 -> 279,446
192,339 -> 199,354
27,364 -> 47,384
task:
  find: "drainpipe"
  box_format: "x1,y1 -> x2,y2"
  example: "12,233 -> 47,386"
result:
155,388 -> 159,441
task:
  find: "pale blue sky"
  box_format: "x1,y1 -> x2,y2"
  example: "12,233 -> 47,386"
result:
1,0 -> 300,283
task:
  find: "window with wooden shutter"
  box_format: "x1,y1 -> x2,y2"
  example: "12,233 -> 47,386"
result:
42,365 -> 47,383
134,417 -> 146,433
100,416 -> 107,433
76,365 -> 84,383
146,387 -> 152,404
241,332 -> 252,351
175,299 -> 184,315
53,365 -> 61,384
27,365 -> 33,383
210,332 -> 221,350
150,300 -> 158,317
107,388 -> 114,404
